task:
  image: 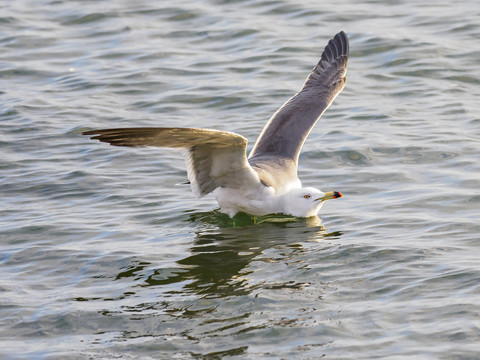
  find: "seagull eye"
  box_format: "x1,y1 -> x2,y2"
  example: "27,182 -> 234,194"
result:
304,194 -> 311,199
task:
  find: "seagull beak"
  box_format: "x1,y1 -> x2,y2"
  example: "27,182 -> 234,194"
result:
314,191 -> 343,202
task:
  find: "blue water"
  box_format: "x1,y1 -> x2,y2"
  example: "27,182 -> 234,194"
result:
1,0 -> 480,359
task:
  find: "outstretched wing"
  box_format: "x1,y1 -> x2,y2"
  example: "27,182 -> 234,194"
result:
248,31 -> 349,165
83,127 -> 260,197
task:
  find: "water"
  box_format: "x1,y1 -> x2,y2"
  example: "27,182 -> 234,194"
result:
1,0 -> 480,358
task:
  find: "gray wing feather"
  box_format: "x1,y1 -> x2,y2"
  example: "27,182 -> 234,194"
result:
248,31 -> 349,165
83,127 -> 259,197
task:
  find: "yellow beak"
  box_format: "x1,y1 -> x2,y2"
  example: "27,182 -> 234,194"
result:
314,191 -> 343,202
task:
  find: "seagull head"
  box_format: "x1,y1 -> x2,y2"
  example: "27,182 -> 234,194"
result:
282,187 -> 343,218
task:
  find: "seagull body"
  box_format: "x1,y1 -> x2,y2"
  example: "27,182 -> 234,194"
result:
83,31 -> 349,218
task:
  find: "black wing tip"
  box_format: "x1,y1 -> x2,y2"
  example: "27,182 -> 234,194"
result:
82,128 -> 124,137
82,129 -> 122,145
335,31 -> 349,57
321,31 -> 349,64
82,128 -> 131,136
82,129 -> 98,136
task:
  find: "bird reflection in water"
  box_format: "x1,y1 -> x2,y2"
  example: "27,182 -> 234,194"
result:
140,212 -> 342,298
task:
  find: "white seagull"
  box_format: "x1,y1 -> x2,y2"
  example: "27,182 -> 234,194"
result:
83,31 -> 349,218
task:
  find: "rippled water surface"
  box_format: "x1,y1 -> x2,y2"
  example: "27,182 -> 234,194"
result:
1,0 -> 480,359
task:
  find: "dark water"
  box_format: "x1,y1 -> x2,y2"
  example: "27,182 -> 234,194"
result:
1,0 -> 480,359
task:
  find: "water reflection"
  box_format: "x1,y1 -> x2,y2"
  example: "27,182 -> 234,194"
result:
72,215 -> 345,356
142,212 -> 341,298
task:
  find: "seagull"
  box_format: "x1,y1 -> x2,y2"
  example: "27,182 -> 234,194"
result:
83,31 -> 349,218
